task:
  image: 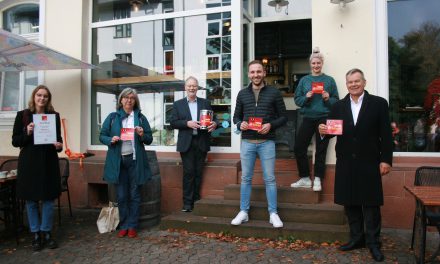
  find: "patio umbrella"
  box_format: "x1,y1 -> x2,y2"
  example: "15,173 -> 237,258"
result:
0,29 -> 97,72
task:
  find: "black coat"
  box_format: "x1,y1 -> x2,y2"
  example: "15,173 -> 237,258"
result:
12,110 -> 63,201
233,84 -> 287,140
170,97 -> 216,153
327,92 -> 393,206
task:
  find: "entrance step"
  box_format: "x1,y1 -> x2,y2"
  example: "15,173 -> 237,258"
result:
193,199 -> 346,225
160,212 -> 349,243
224,184 -> 319,204
238,171 -> 299,187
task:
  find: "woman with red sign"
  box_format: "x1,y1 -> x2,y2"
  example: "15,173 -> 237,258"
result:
12,85 -> 63,251
99,88 -> 153,238
291,47 -> 339,192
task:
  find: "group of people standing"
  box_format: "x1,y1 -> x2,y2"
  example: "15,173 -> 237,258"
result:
168,47 -> 392,262
231,47 -> 392,262
11,47 -> 392,262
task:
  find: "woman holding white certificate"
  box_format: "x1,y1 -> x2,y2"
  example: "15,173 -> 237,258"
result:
99,88 -> 153,239
12,85 -> 63,251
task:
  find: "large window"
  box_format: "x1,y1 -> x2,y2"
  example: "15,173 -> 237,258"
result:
0,71 -> 38,112
91,2 -> 233,147
388,0 -> 440,152
1,4 -> 39,117
3,4 -> 39,34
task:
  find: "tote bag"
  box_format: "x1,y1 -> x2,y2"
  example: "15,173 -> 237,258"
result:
97,202 -> 119,233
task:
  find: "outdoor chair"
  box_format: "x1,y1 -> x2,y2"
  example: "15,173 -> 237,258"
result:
410,166 -> 440,262
58,158 -> 73,225
0,158 -> 19,244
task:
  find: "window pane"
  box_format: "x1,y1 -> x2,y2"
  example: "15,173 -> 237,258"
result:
1,72 -> 20,111
222,18 -> 231,36
208,22 -> 220,36
164,18 -> 174,32
207,57 -> 220,71
163,33 -> 174,46
91,13 -> 232,147
24,71 -> 38,104
2,4 -> 39,34
388,0 -> 440,152
222,54 -> 231,71
206,38 -> 221,54
222,36 -> 231,53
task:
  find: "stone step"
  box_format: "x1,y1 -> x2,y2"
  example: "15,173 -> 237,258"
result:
192,199 -> 346,225
160,212 -> 349,243
238,171 -> 299,187
224,184 -> 319,204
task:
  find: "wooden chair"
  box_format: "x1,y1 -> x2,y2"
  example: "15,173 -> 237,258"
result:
58,158 -> 73,226
411,166 -> 440,262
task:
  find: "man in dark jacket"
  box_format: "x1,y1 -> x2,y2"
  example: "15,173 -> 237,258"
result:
231,60 -> 287,228
171,76 -> 217,212
319,68 -> 393,262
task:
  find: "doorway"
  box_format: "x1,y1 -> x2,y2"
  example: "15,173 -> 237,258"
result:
254,19 -> 311,158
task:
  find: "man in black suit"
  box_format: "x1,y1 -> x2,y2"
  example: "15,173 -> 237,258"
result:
319,68 -> 393,262
171,76 -> 217,212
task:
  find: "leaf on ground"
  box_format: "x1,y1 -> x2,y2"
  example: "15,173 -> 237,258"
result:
302,253 -> 315,259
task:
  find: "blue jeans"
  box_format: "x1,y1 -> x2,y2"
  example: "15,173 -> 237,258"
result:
26,200 -> 54,233
240,140 -> 277,214
116,155 -> 141,230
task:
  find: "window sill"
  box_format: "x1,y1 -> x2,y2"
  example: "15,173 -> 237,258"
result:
0,112 -> 16,130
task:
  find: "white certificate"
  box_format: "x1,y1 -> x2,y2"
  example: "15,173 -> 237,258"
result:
33,114 -> 57,145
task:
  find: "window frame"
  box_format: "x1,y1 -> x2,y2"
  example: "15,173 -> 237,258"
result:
163,50 -> 174,74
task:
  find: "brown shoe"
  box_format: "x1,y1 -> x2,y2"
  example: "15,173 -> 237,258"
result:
128,228 -> 137,238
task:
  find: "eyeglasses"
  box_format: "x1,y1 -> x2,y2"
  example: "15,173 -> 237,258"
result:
123,96 -> 136,101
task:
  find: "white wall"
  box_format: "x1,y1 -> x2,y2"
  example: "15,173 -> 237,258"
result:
44,0 -> 85,154
312,0 -> 377,164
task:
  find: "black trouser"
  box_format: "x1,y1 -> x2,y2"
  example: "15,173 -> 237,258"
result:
344,205 -> 382,248
180,135 -> 207,208
294,117 -> 330,178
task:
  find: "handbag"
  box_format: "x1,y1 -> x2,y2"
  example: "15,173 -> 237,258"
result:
96,202 -> 120,233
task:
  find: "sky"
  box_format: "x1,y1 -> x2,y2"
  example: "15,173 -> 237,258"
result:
388,0 -> 440,42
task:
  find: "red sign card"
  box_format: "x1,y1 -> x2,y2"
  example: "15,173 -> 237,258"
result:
120,128 -> 135,141
248,117 -> 263,131
326,119 -> 343,135
200,114 -> 212,127
312,82 -> 324,94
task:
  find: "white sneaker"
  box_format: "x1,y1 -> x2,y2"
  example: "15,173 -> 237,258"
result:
231,211 -> 249,225
269,213 -> 283,228
313,177 -> 322,192
291,177 -> 312,188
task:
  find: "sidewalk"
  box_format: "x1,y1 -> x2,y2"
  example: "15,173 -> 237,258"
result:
0,209 -> 438,264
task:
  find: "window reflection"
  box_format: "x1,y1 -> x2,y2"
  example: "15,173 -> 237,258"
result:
2,4 -> 39,34
388,0 -> 440,152
91,11 -> 232,147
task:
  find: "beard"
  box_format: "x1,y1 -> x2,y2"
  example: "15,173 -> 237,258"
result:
251,77 -> 263,86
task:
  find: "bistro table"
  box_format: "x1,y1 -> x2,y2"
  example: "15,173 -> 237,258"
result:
404,186 -> 440,264
0,175 -> 20,244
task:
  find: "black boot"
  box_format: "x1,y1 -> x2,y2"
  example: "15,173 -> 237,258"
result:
42,231 -> 58,249
32,232 -> 42,251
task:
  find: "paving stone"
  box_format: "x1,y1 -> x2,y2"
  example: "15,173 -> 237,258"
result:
1,208 -> 439,263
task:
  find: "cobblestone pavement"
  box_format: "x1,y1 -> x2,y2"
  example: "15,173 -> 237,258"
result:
0,209 -> 438,264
